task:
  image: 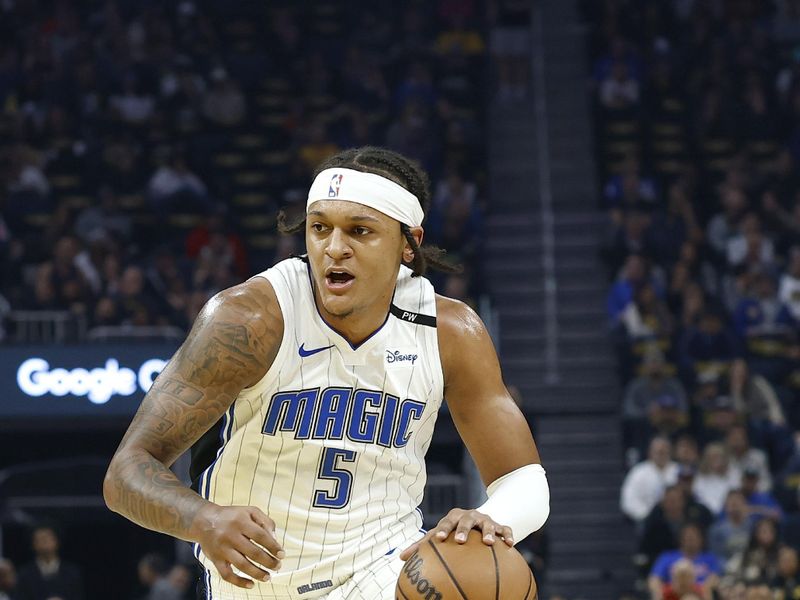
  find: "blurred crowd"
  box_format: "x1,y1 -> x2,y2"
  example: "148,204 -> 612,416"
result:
586,0 -> 800,599
0,0 -> 512,342
0,522 -> 194,600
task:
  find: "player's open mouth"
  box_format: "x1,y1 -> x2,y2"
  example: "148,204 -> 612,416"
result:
325,270 -> 355,292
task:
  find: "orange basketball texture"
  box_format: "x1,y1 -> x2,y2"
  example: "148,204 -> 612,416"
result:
396,529 -> 537,599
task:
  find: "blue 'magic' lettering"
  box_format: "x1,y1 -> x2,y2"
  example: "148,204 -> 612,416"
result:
263,387 -> 424,448
378,394 -> 399,447
348,390 -> 382,442
394,400 -> 425,447
314,387 -> 350,439
263,389 -> 319,437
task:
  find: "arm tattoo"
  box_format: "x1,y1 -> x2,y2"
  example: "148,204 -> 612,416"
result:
105,282 -> 282,540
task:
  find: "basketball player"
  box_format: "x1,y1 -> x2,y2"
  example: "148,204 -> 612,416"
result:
104,147 -> 550,599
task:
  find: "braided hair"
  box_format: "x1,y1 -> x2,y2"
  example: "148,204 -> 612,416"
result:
277,146 -> 461,277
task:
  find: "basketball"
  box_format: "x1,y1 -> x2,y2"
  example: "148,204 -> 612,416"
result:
396,529 -> 537,599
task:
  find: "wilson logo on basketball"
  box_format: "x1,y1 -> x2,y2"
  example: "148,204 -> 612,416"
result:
401,553 -> 443,600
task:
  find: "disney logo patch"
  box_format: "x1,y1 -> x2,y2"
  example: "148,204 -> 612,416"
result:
386,349 -> 418,365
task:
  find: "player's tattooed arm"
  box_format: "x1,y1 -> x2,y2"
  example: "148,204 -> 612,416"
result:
103,278 -> 283,541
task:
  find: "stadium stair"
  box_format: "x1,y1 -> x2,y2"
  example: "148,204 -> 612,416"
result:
485,2 -> 635,598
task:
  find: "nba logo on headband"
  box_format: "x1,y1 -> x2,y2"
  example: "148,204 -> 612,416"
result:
309,168 -> 424,227
328,174 -> 343,198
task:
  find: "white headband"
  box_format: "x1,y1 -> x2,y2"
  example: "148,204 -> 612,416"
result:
307,168 -> 424,227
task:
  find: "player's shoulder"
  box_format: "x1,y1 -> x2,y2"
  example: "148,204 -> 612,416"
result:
435,294 -> 489,371
435,294 -> 485,340
201,276 -> 283,334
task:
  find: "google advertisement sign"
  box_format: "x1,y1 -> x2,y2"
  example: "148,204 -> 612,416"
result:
17,358 -> 167,404
0,344 -> 178,418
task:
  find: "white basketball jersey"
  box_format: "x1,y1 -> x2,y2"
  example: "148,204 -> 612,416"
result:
192,257 -> 444,599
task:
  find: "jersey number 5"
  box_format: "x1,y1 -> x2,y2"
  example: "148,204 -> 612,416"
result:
313,448 -> 357,509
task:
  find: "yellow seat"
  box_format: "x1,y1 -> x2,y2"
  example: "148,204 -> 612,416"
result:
233,171 -> 268,186
167,213 -> 204,229
257,151 -> 291,166
241,214 -> 276,231
655,160 -> 685,174
604,120 -> 638,135
118,194 -> 145,210
213,153 -> 248,168
234,135 -> 267,149
652,140 -> 685,153
246,234 -> 277,249
50,174 -> 81,189
23,213 -> 50,227
652,123 -> 683,136
702,138 -> 734,153
232,193 -> 272,208
61,195 -> 92,210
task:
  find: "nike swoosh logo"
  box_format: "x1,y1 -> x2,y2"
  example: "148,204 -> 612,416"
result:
298,343 -> 334,358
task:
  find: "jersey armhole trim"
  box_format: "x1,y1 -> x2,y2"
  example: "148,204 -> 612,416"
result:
238,271 -> 292,397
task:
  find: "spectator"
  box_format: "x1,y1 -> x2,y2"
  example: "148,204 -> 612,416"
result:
109,73 -> 155,126
725,425 -> 772,492
164,565 -> 191,599
424,176 -> 483,262
708,490 -> 753,565
678,310 -> 741,386
726,214 -> 776,272
775,433 -> 800,512
727,360 -> 786,427
661,559 -> 708,600
727,518 -> 781,584
646,183 -> 703,269
599,60 -> 640,110
779,246 -> 800,322
621,436 -> 679,523
623,348 -> 688,456
135,553 -> 169,600
649,523 -> 722,600
771,545 -> 800,600
115,265 -> 159,327
185,214 -> 249,280
6,145 -> 50,199
73,186 -> 133,245
202,68 -> 246,127
639,485 -> 688,573
603,156 -> 658,217
674,465 -> 715,532
707,188 -> 749,260
0,559 -> 16,600
743,584 -> 771,600
604,210 -> 653,274
608,254 -> 650,323
32,236 -> 96,313
147,153 -> 209,213
698,394 -> 746,446
693,442 -> 738,514
732,273 -> 795,380
739,467 -> 783,523
15,524 -> 84,600
675,435 -> 701,470
620,282 -> 675,343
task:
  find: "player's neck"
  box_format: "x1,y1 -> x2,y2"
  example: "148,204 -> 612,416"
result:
316,296 -> 393,347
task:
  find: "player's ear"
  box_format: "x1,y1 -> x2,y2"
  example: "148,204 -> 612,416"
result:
402,226 -> 423,262
405,226 -> 423,254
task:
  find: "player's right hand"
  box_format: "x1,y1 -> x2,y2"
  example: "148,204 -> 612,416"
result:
194,504 -> 285,589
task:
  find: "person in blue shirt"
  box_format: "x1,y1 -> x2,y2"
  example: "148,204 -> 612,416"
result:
741,466 -> 783,523
648,522 -> 722,600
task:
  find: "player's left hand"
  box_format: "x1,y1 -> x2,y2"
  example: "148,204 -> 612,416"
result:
398,508 -> 514,561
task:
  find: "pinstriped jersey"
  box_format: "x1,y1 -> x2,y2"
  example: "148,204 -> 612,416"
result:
192,257 -> 444,599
